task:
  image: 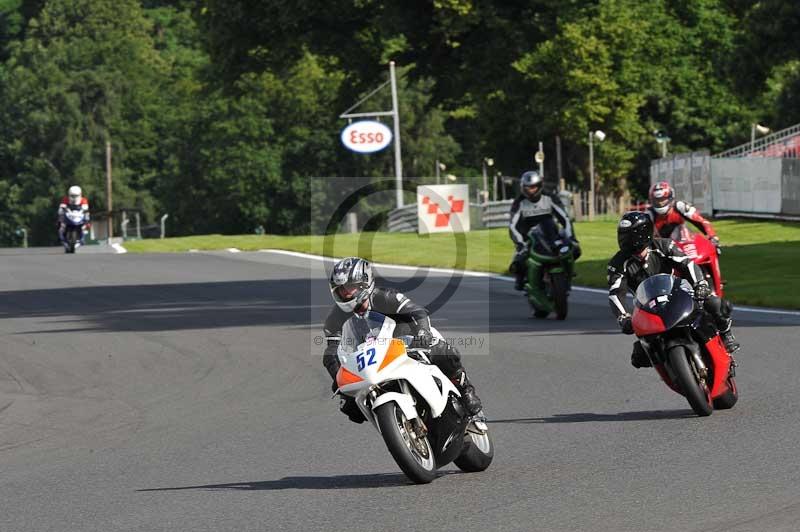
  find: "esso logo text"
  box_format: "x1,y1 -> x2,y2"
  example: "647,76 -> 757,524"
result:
340,121 -> 393,154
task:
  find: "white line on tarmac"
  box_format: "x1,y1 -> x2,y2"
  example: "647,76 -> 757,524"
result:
258,248 -> 800,317
111,243 -> 127,254
226,248 -> 241,253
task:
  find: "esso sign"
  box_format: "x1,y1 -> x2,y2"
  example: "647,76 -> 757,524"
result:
340,121 -> 393,154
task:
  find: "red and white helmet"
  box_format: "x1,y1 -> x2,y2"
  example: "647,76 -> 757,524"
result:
649,181 -> 674,215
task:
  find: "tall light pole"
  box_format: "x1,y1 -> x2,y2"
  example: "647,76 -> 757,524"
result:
481,157 -> 494,203
654,130 -> 670,158
588,130 -> 605,221
435,160 -> 446,184
751,123 -> 770,155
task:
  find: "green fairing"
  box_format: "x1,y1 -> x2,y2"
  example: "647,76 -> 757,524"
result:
526,247 -> 575,317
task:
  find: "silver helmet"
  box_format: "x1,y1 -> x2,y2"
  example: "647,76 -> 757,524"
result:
329,257 -> 375,313
519,170 -> 544,201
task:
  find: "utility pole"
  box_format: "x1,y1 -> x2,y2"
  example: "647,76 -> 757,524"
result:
106,141 -> 113,239
556,135 -> 564,191
589,132 -> 595,222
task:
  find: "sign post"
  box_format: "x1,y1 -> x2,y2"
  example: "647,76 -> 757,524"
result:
339,62 -> 405,208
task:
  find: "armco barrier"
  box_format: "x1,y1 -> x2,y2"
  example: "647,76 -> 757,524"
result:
388,193 -> 584,233
482,200 -> 514,228
387,204 -> 417,233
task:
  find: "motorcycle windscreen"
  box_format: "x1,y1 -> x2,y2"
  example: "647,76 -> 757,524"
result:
634,274 -> 695,331
337,311 -> 396,356
528,217 -> 570,258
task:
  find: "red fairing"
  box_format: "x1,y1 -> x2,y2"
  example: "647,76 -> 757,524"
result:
676,234 -> 724,297
632,308 -> 666,336
59,196 -> 90,209
705,335 -> 733,398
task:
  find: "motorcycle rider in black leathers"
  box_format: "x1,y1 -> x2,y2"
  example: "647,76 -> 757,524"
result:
322,257 -> 483,423
509,170 -> 579,291
608,212 -> 740,368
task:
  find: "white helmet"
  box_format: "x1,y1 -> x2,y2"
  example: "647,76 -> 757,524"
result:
68,186 -> 82,206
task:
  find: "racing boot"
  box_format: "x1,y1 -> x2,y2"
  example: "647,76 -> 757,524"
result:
630,340 -> 652,368
452,369 -> 483,416
514,271 -> 525,291
718,318 -> 740,354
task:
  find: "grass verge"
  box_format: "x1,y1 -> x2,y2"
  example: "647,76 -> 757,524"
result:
124,219 -> 800,309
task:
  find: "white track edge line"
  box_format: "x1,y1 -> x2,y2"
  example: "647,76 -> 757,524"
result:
111,243 -> 127,254
258,249 -> 799,316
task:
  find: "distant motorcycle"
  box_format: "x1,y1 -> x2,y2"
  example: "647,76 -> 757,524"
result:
334,311 -> 493,484
632,273 -> 738,416
524,218 -> 576,320
669,225 -> 724,297
60,206 -> 87,254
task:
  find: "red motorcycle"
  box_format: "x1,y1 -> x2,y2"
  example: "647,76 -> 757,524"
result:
632,274 -> 738,416
669,225 -> 724,297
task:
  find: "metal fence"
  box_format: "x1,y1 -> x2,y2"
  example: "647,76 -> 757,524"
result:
650,151 -> 712,214
651,150 -> 800,220
714,123 -> 800,159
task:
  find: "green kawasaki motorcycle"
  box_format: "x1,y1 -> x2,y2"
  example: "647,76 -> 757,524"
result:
525,218 -> 577,320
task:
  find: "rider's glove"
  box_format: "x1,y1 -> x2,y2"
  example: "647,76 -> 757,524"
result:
618,314 -> 634,335
339,396 -> 365,424
411,329 -> 435,348
693,280 -> 712,301
709,236 -> 722,255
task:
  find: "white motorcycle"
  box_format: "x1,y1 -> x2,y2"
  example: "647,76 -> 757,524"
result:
60,206 -> 87,253
334,311 -> 493,484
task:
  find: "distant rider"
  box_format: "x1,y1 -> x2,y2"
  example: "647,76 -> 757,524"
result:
57,185 -> 90,237
509,170 -> 579,291
648,181 -> 720,251
322,257 -> 483,423
608,212 -> 739,369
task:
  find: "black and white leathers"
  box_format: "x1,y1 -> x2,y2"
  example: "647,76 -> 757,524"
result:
322,287 -> 445,380
607,237 -> 704,318
509,192 -> 572,249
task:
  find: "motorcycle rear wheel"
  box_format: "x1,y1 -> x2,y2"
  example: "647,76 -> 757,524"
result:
453,422 -> 494,473
375,402 -> 437,484
551,272 -> 569,320
667,346 -> 713,417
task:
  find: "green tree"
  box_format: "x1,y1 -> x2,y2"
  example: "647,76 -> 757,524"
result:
0,0 -> 170,243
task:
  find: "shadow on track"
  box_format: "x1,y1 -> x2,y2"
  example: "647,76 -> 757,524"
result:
491,409 -> 695,423
137,471 -> 459,492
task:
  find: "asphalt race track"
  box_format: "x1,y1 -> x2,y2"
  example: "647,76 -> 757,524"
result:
2,248 -> 800,532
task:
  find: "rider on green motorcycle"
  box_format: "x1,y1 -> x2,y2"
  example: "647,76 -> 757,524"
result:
509,170 -> 580,292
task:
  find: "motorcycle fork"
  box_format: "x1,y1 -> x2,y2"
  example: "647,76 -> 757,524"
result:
398,381 -> 428,437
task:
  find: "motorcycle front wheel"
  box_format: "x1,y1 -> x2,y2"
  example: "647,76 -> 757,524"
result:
66,228 -> 77,254
375,402 -> 437,484
551,272 -> 569,320
667,345 -> 713,416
